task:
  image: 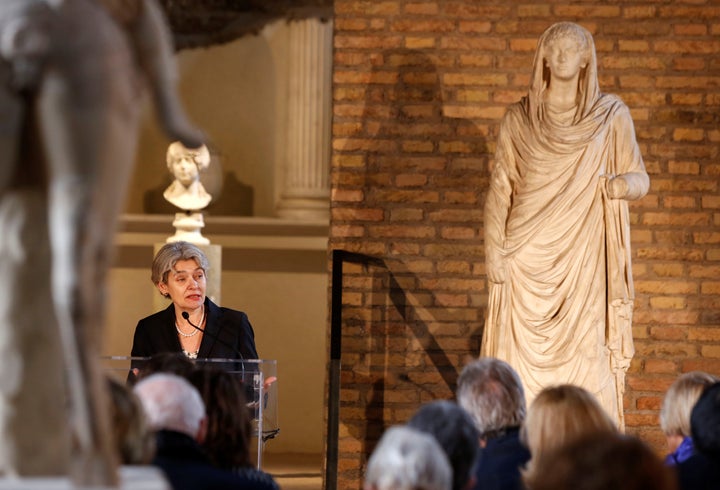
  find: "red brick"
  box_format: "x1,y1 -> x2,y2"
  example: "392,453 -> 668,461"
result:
403,3 -> 439,15
329,2 -> 720,483
644,359 -> 679,375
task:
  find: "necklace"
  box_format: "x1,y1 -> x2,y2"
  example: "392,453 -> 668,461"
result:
183,349 -> 199,359
175,308 -> 205,337
176,326 -> 198,337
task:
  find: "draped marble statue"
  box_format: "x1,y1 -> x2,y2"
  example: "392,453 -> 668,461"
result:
481,22 -> 649,428
0,0 -> 202,485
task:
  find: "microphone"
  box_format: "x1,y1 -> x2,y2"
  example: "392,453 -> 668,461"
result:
182,311 -> 258,408
182,311 -> 245,360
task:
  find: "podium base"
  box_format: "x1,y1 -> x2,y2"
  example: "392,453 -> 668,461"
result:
0,466 -> 169,489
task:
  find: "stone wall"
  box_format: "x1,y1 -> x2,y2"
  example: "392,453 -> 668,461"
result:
329,1 -> 720,488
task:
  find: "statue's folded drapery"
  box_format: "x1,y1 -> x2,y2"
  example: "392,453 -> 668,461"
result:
482,76 -> 649,427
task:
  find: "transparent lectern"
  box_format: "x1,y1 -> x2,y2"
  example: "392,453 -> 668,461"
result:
102,356 -> 279,468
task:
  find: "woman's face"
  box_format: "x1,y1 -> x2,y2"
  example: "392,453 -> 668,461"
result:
545,36 -> 587,82
157,259 -> 206,311
171,154 -> 199,187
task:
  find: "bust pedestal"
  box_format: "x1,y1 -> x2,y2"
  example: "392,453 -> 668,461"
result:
167,212 -> 209,245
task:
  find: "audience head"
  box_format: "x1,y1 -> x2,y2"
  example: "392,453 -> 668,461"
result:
136,352 -> 196,382
188,365 -> 253,469
660,371 -> 718,451
106,376 -> 155,464
407,400 -> 480,490
133,372 -> 206,440
522,384 -> 616,480
364,425 -> 452,490
690,381 -> 720,461
523,431 -> 677,490
456,357 -> 526,438
151,241 -> 210,290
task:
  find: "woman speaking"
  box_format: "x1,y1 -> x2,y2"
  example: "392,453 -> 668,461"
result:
130,241 -> 258,361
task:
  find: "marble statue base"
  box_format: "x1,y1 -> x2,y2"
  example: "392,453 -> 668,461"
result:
167,212 -> 209,245
0,466 -> 169,489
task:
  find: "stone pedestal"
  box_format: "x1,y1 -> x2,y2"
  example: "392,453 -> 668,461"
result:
167,212 -> 209,245
153,243 -> 222,313
0,466 -> 169,489
275,18 -> 333,221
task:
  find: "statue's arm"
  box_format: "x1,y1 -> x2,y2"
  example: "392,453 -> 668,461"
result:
484,124 -> 513,284
128,0 -> 204,148
605,105 -> 650,200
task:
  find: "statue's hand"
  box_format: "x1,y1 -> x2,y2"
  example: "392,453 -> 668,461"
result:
606,175 -> 629,199
486,256 -> 506,284
0,14 -> 51,91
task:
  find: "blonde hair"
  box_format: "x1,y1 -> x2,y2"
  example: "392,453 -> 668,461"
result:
522,385 -> 616,482
106,376 -> 155,464
660,371 -> 718,437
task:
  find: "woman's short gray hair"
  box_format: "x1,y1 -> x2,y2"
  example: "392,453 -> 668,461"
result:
151,241 -> 210,288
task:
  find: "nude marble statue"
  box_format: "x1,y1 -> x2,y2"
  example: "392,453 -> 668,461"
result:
0,0 -> 202,485
481,22 -> 649,428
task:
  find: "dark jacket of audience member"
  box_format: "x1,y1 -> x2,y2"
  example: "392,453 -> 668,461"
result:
676,382 -> 720,490
408,400 -> 480,490
134,373 -> 277,490
456,358 -> 530,490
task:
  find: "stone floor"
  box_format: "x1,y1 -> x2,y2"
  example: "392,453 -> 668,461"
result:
263,453 -> 323,490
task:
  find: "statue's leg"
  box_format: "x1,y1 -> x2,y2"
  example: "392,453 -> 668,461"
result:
39,71 -> 141,484
0,60 -> 72,477
36,2 -> 142,482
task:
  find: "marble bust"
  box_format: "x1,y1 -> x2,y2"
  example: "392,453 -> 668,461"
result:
163,141 -> 212,211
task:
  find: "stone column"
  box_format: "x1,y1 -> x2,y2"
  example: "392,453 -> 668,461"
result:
275,18 -> 333,221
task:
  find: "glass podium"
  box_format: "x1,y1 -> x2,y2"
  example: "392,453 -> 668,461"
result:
102,356 -> 279,468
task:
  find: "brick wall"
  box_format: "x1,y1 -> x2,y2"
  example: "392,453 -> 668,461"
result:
329,2 -> 720,488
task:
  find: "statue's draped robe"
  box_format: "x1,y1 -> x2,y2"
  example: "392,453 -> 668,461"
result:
481,93 -> 648,426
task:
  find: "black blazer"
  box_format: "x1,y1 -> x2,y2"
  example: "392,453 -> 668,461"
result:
130,298 -> 259,360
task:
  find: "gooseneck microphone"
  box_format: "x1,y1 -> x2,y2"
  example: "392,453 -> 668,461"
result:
181,311 -> 245,360
182,311 -> 255,404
